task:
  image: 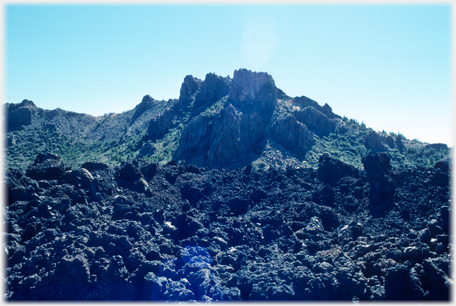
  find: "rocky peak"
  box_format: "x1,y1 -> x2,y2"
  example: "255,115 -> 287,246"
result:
131,95 -> 155,122
141,95 -> 153,104
19,99 -> 36,108
7,99 -> 38,132
193,73 -> 231,112
229,69 -> 277,113
176,75 -> 203,110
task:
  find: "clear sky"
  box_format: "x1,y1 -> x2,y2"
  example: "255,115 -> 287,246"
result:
5,4 -> 452,146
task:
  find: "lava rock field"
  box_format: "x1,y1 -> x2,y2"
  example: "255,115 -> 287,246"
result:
4,152 -> 451,301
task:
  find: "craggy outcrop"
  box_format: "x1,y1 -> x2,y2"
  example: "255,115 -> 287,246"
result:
174,69 -> 279,168
175,75 -> 202,111
173,114 -> 214,167
192,73 -> 231,117
6,99 -> 37,131
6,69 -> 450,173
131,95 -> 155,123
292,96 -> 339,119
318,153 -> 359,187
146,108 -> 178,141
268,114 -> 315,159
365,131 -> 388,153
293,106 -> 336,136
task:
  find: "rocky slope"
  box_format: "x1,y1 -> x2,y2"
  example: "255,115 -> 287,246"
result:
5,69 -> 450,170
4,152 -> 451,301
4,68 -> 452,301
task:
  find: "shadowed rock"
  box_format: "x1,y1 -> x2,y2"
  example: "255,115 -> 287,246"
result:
318,153 -> 359,187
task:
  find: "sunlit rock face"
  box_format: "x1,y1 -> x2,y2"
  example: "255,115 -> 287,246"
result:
173,69 -> 280,169
229,69 -> 277,113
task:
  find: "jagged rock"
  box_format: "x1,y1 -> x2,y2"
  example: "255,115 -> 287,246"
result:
206,105 -> 244,167
6,99 -> 36,131
229,69 -> 276,110
173,114 -> 213,166
365,131 -> 387,153
293,106 -> 336,136
362,153 -> 395,208
317,153 -> 359,186
140,162 -> 158,181
268,114 -> 315,159
147,108 -> 177,141
116,161 -> 143,181
131,95 -> 155,122
4,69 -> 452,302
5,156 -> 451,301
312,184 -> 335,207
26,153 -> 66,180
192,73 -> 231,116
384,262 -> 425,300
60,168 -> 94,189
185,69 -> 279,168
292,96 -> 339,119
175,75 -> 202,111
81,161 -> 109,172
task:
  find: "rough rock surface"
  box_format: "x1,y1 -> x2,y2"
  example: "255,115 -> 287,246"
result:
191,73 -> 231,117
268,114 -> 315,158
4,152 -> 451,301
365,131 -> 388,153
293,106 -> 336,136
146,108 -> 178,141
174,69 -> 279,168
7,99 -> 37,131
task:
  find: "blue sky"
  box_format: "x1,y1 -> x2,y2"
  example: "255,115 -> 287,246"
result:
5,4 -> 452,146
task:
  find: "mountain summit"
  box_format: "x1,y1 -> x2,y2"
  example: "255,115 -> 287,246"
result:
5,69 -> 449,170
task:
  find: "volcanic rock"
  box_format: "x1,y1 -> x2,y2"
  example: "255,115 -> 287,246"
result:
4,151 -> 451,301
293,106 -> 336,136
268,114 -> 315,159
25,152 -> 66,181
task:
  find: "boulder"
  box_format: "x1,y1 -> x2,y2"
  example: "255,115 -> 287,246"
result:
81,161 -> 109,172
317,153 -> 359,186
361,153 -> 395,207
26,153 -> 66,180
384,262 -> 425,300
131,95 -> 155,122
116,161 -> 143,181
60,168 -> 94,189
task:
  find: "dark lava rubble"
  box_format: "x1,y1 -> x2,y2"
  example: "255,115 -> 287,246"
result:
4,152 -> 452,301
